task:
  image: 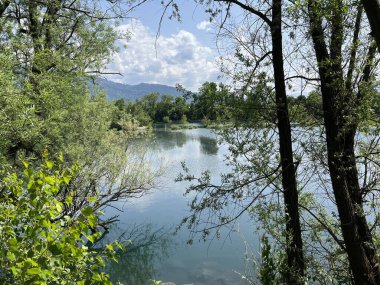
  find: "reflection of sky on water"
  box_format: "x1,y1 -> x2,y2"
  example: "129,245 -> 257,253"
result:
104,128 -> 258,285
104,126 -> 376,284
119,129 -> 226,213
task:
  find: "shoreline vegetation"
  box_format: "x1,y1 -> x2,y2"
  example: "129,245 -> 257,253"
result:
113,85 -> 380,132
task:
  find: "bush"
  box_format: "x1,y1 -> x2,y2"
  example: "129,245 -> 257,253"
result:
0,157 -> 121,285
180,114 -> 188,124
170,125 -> 180,130
163,116 -> 171,123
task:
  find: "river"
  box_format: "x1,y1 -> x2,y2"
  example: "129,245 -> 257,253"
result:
104,127 -> 260,285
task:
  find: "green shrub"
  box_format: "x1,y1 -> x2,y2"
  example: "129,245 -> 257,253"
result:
180,114 -> 188,124
163,116 -> 171,123
170,125 -> 180,130
0,157 -> 121,285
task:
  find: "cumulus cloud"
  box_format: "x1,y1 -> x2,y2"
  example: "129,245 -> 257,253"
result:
105,20 -> 220,91
196,20 -> 213,32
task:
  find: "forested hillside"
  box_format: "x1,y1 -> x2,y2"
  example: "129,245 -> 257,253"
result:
95,78 -> 181,100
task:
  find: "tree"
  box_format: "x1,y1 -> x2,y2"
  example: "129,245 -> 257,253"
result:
171,96 -> 189,121
0,0 -> 161,241
361,0 -> 380,51
304,91 -> 323,121
0,0 -> 123,76
306,0 -> 380,283
201,1 -> 380,282
139,93 -> 160,121
156,94 -> 174,122
167,1 -> 305,283
0,2 -> 168,284
125,101 -> 153,127
0,0 -> 119,161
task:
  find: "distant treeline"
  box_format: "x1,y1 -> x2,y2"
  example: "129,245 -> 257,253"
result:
111,82 -> 232,127
111,81 -> 380,127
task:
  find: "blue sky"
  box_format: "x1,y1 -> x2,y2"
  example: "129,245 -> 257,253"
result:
105,1 -> 222,91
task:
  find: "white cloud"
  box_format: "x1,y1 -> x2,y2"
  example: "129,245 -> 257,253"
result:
196,20 -> 213,32
105,20 -> 220,91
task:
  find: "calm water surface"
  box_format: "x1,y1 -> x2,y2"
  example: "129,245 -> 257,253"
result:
105,127 -> 260,285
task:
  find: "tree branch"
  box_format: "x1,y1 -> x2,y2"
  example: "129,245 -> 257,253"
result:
215,0 -> 272,26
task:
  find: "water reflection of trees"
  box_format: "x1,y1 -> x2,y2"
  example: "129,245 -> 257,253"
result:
152,130 -> 188,150
199,136 -> 218,155
131,129 -> 220,156
102,224 -> 172,285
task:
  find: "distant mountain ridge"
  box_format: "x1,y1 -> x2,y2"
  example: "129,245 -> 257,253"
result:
95,78 -> 181,101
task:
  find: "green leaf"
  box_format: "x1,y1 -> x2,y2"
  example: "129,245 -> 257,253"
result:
63,175 -> 71,185
10,266 -> 18,275
55,202 -> 62,213
86,234 -> 95,243
88,197 -> 97,203
26,267 -> 41,275
46,160 -> 54,170
82,206 -> 93,217
7,251 -> 16,261
65,195 -> 72,206
45,176 -> 55,185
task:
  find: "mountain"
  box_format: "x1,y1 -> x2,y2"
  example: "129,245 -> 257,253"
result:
95,78 -> 181,101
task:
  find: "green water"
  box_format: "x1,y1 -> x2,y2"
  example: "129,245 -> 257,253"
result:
105,127 -> 260,285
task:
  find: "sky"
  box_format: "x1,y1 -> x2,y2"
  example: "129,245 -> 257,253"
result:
105,1 -> 223,91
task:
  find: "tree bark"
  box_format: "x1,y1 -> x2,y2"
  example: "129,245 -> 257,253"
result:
361,0 -> 380,51
271,0 -> 304,283
307,1 -> 380,283
0,0 -> 10,17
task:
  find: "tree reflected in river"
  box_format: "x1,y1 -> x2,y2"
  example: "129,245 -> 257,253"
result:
102,224 -> 172,285
199,135 -> 218,155
154,130 -> 188,150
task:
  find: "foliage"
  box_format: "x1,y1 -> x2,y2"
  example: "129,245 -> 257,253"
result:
0,158 -> 122,285
180,114 -> 188,124
0,0 -> 121,76
124,82 -> 234,125
258,236 -> 278,285
0,54 -> 42,165
163,116 -> 171,124
0,53 -> 160,225
0,0 -> 136,168
287,91 -> 323,125
0,2 -> 164,284
0,54 -> 116,166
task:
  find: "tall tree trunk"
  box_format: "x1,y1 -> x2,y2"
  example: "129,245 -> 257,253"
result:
0,0 -> 10,17
271,0 -> 304,283
308,1 -> 380,283
213,1 -> 305,282
361,0 -> 380,51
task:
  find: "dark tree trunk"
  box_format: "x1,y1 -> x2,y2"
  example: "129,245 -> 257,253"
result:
214,1 -> 305,282
308,1 -> 380,283
223,0 -> 305,280
0,0 -> 10,17
361,0 -> 380,51
271,0 -> 304,283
